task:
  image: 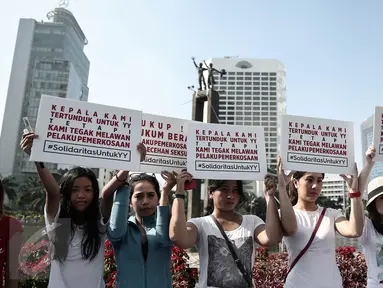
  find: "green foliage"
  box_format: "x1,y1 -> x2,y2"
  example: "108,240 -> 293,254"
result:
18,177 -> 46,213
1,175 -> 18,201
316,195 -> 344,210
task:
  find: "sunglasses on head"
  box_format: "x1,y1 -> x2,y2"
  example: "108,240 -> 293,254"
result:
129,173 -> 156,181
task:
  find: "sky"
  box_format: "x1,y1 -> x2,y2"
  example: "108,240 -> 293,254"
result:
1,0 -> 382,171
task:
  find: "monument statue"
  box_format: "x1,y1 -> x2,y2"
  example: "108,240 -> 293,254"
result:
192,57 -> 207,91
203,60 -> 226,89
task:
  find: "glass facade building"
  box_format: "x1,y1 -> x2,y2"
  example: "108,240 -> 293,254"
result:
0,8 -> 90,180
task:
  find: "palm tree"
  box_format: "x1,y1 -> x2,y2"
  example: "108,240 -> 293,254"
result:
18,176 -> 46,213
0,175 -> 18,202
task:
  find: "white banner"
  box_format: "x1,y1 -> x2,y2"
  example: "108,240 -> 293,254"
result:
30,95 -> 142,171
140,113 -> 188,173
186,122 -> 267,180
280,114 -> 354,174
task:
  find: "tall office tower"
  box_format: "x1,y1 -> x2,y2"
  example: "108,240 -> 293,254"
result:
0,8 -> 90,180
321,174 -> 348,209
361,115 -> 383,185
204,57 -> 286,196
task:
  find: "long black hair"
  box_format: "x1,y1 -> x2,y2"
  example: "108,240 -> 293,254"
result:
203,179 -> 245,216
52,167 -> 102,263
288,171 -> 325,205
367,198 -> 383,235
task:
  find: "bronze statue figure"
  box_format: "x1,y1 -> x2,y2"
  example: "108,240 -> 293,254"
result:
192,57 -> 207,90
203,60 -> 226,89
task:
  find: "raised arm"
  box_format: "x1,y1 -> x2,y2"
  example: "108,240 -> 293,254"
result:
101,170 -> 129,222
359,145 -> 376,194
277,157 -> 297,236
20,133 -> 60,219
192,57 -> 198,69
101,143 -> 146,221
254,175 -> 283,247
107,185 -> 130,242
335,163 -> 364,238
159,171 -> 176,206
156,171 -> 176,245
169,171 -> 198,249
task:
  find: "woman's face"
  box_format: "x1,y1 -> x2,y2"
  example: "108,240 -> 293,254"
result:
70,177 -> 94,212
294,173 -> 323,203
130,181 -> 159,217
375,195 -> 383,215
210,180 -> 240,212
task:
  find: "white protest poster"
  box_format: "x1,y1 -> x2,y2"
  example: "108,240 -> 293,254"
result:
186,122 -> 267,180
280,114 -> 354,174
373,106 -> 383,162
30,95 -> 142,171
140,113 -> 188,173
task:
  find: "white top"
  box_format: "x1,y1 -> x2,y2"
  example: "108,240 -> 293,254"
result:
359,217 -> 383,288
188,215 -> 264,288
44,205 -> 108,288
283,207 -> 344,288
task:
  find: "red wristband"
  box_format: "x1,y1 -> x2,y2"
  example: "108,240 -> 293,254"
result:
349,191 -> 361,198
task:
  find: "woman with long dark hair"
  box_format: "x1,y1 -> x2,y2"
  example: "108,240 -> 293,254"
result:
0,178 -> 23,288
20,132 -> 146,287
169,159 -> 297,288
282,159 -> 364,288
106,171 -> 176,287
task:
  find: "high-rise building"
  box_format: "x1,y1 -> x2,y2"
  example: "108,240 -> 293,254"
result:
361,115 -> 383,185
98,169 -> 114,193
0,8 -> 90,179
321,174 -> 348,208
203,57 -> 286,196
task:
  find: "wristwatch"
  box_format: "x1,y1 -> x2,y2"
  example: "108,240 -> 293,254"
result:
173,193 -> 186,200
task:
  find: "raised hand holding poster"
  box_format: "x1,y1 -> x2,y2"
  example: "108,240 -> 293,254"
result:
140,113 -> 188,173
280,114 -> 354,174
30,95 -> 142,171
186,122 -> 267,180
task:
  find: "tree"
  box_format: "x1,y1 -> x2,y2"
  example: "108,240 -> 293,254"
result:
237,192 -> 267,221
54,168 -> 69,182
18,176 -> 46,213
0,175 -> 18,202
316,195 -> 343,210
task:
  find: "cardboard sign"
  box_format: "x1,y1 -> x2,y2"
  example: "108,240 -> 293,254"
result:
186,122 -> 267,180
140,113 -> 188,173
280,114 -> 354,174
373,106 -> 383,162
30,95 -> 142,171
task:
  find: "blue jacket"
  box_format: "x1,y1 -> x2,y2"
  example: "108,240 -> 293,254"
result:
107,186 -> 173,288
